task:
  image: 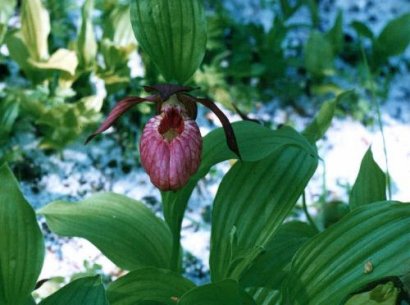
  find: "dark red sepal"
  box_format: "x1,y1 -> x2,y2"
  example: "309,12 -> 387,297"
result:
85,96 -> 157,144
195,97 -> 242,159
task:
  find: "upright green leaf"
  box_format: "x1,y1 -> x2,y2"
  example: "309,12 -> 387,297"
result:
283,201 -> 410,305
20,0 -> 50,61
375,13 -> 410,57
305,31 -> 334,77
161,121 -> 317,271
109,6 -> 137,51
326,11 -> 344,54
179,280 -> 256,305
39,192 -> 172,270
77,0 -> 97,69
351,21 -> 374,39
303,91 -> 353,143
107,267 -> 195,305
39,276 -> 108,305
0,164 -> 45,305
210,141 -> 318,281
240,222 -> 317,290
349,148 -> 386,210
130,0 -> 207,83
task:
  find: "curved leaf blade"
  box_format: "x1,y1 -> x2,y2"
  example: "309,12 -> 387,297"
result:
210,143 -> 318,281
240,222 -> 317,290
283,201 -> 410,305
130,0 -> 206,83
0,164 -> 45,305
178,280 -> 256,305
349,148 -> 386,210
107,267 -> 195,305
39,276 -> 108,305
39,192 -> 172,270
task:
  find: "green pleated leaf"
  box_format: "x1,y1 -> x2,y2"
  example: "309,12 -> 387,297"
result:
107,267 -> 195,305
375,13 -> 410,57
247,287 -> 281,305
210,142 -> 318,281
345,282 -> 399,305
0,164 -> 45,305
39,276 -> 108,305
20,0 -> 50,61
240,222 -> 317,290
349,148 -> 386,210
39,192 -> 172,270
161,121 -> 317,270
130,0 -> 207,83
178,280 -> 256,305
283,201 -> 410,305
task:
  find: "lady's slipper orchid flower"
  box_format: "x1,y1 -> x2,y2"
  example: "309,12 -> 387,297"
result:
86,84 -> 240,191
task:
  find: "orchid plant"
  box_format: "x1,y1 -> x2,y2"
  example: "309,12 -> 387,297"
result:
0,1 -> 409,305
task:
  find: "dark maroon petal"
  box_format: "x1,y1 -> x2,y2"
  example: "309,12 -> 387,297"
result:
143,84 -> 197,101
85,95 -> 157,144
195,97 -> 242,159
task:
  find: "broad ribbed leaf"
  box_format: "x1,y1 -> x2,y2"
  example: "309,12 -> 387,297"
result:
107,267 -> 195,305
240,222 -> 317,290
247,287 -> 281,305
39,276 -> 108,305
349,148 -> 386,210
376,13 -> 410,57
178,280 -> 256,305
20,0 -> 50,61
39,192 -> 172,270
0,164 -> 45,305
283,201 -> 410,305
130,0 -> 206,83
161,121 -> 317,270
210,143 -> 318,281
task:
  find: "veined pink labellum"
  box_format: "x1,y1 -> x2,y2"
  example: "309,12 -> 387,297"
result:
140,106 -> 202,191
